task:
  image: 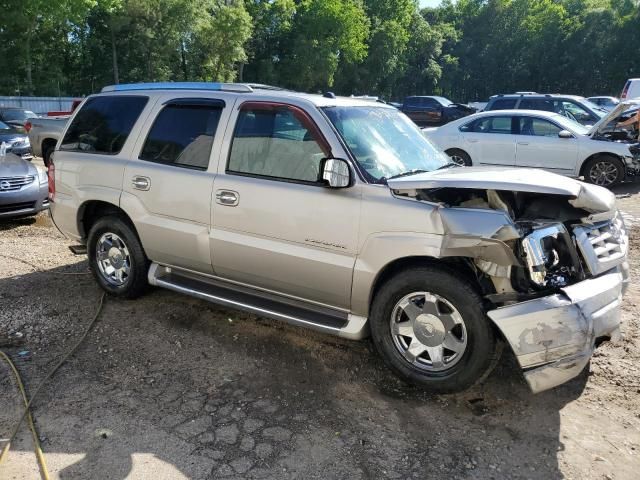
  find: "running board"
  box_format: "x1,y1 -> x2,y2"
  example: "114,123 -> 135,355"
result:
148,263 -> 368,340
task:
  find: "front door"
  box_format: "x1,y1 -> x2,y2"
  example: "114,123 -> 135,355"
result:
211,101 -> 361,309
514,116 -> 578,174
121,95 -> 229,273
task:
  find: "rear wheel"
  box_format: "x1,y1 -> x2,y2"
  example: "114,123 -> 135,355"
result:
445,149 -> 472,166
370,266 -> 499,393
43,145 -> 54,167
87,216 -> 149,298
583,155 -> 624,187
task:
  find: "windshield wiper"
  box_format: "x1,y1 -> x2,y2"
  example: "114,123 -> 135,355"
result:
436,162 -> 462,170
385,169 -> 430,180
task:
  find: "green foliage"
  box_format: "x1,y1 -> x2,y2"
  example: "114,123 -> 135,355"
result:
0,0 -> 636,101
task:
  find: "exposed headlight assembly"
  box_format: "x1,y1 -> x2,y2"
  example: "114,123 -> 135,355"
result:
521,223 -> 578,289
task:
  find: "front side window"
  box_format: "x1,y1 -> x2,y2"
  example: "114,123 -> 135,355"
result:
323,106 -> 448,183
61,96 -> 148,154
228,103 -> 329,183
557,101 -> 594,123
518,117 -> 562,137
140,102 -> 222,170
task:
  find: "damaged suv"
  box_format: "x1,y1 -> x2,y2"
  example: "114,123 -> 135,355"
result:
49,83 -> 629,394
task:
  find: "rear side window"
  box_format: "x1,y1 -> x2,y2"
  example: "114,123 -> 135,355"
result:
520,98 -> 554,111
60,96 -> 148,154
461,116 -> 513,134
489,98 -> 517,110
140,101 -> 223,170
518,117 -> 562,137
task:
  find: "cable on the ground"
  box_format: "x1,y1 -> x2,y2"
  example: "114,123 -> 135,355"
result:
0,253 -> 89,275
0,292 -> 106,479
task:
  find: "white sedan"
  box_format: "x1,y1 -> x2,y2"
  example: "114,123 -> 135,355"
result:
423,106 -> 639,187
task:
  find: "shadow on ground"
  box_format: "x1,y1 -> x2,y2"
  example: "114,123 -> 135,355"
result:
0,258 -> 588,479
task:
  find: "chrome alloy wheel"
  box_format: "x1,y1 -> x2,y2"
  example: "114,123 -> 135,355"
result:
449,154 -> 466,166
588,160 -> 619,186
390,292 -> 467,372
95,232 -> 131,287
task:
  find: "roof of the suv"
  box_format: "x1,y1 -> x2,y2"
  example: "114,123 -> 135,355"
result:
490,93 -> 586,101
99,82 -> 392,109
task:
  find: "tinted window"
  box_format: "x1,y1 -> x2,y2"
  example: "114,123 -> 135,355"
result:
518,117 -> 562,137
228,105 -> 328,183
490,98 -> 517,110
462,116 -> 513,134
520,98 -> 554,111
61,96 -> 148,154
140,103 -> 222,170
0,110 -> 36,121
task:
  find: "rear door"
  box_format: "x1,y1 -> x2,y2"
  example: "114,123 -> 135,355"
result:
514,116 -> 578,174
120,94 -> 231,273
459,115 -> 517,166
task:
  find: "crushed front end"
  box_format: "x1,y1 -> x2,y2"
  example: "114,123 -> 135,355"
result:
391,174 -> 629,393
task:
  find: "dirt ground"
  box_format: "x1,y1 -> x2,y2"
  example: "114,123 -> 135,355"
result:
1,179 -> 639,480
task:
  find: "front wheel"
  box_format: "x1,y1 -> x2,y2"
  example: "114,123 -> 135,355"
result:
87,216 -> 149,298
445,149 -> 472,166
370,266 -> 500,393
583,155 -> 624,187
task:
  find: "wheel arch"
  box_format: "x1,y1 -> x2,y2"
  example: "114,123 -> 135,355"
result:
579,152 -> 625,178
77,200 -> 136,241
41,138 -> 57,166
367,255 -> 492,314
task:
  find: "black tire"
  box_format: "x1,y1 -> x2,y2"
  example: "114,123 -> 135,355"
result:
370,265 -> 500,393
43,145 -> 54,167
583,155 -> 624,187
87,215 -> 149,298
445,148 -> 472,166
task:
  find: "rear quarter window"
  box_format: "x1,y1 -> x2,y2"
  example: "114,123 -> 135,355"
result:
60,96 -> 148,154
489,98 -> 517,110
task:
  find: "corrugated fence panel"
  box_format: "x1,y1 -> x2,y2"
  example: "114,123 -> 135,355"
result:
0,97 -> 81,115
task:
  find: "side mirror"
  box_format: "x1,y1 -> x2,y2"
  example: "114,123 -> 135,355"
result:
321,158 -> 351,188
558,130 -> 573,139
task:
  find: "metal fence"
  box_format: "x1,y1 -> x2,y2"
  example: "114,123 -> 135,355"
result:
0,96 -> 81,115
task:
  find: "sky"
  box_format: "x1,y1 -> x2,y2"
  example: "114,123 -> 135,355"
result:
420,0 -> 443,7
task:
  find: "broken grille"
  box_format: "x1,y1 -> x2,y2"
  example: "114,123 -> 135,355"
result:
574,213 -> 628,276
0,175 -> 35,192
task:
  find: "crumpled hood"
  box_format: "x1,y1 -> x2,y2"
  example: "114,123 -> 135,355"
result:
588,99 -> 640,136
387,166 -> 616,216
0,152 -> 35,176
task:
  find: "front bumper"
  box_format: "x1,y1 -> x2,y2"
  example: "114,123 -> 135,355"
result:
0,181 -> 49,218
487,266 -> 627,393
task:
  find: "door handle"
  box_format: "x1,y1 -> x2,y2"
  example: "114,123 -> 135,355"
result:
517,142 -> 530,146
215,190 -> 239,206
132,176 -> 150,191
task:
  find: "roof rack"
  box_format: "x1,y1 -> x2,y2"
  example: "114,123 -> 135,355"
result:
101,82 -> 254,93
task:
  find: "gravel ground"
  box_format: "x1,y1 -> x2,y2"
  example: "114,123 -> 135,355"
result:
0,183 -> 639,479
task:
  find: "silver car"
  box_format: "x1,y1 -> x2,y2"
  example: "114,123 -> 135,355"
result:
0,152 -> 49,218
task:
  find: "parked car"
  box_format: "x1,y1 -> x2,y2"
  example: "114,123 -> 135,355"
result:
587,96 -> 619,111
0,107 -> 38,130
0,120 -> 33,160
49,82 -> 628,394
25,115 -> 70,166
0,152 -> 49,218
401,96 -> 476,126
621,78 -> 640,100
484,93 -> 607,126
423,104 -> 640,187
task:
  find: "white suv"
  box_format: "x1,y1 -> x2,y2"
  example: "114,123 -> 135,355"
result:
49,83 -> 629,394
424,106 -> 640,186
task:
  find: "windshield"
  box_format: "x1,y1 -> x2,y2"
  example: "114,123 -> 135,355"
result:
579,98 -> 608,117
322,106 -> 448,183
0,120 -> 10,130
551,114 -> 591,135
434,96 -> 453,106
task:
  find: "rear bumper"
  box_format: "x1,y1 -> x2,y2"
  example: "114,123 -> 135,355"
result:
488,265 -> 627,393
0,181 -> 49,218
